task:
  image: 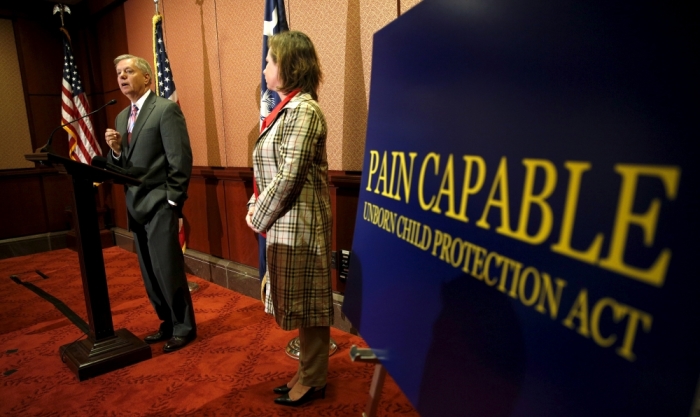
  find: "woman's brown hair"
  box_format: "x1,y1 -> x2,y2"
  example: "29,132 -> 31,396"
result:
268,31 -> 322,100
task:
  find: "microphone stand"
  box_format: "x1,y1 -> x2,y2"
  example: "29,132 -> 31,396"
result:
36,99 -> 117,154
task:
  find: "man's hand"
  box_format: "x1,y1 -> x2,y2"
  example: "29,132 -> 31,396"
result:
105,128 -> 122,155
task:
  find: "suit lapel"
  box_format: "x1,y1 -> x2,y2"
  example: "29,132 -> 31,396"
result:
118,107 -> 130,153
125,93 -> 157,161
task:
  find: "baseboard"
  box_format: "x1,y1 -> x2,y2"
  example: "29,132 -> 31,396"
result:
66,229 -> 115,250
111,227 -> 356,334
0,231 -> 69,260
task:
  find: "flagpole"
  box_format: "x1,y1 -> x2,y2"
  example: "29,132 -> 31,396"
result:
151,0 -> 197,294
257,0 -> 336,360
54,4 -> 101,165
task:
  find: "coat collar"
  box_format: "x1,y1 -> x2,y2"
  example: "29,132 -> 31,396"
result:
258,92 -> 311,138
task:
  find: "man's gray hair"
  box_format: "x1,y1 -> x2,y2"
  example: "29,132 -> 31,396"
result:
114,54 -> 153,85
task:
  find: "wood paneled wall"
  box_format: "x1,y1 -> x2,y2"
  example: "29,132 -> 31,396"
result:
0,2 -> 124,242
0,168 -> 73,240
108,170 -> 360,292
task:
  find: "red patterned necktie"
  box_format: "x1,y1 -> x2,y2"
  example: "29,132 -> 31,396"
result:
127,104 -> 138,144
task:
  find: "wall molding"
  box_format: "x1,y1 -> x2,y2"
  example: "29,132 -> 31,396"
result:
0,231 -> 68,260
113,227 -> 356,334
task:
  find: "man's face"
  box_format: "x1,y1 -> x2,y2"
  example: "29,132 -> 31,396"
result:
116,58 -> 150,101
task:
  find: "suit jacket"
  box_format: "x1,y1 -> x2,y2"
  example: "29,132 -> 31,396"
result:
250,93 -> 334,330
111,91 -> 192,225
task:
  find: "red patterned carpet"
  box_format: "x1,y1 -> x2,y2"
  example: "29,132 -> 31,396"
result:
0,247 -> 418,417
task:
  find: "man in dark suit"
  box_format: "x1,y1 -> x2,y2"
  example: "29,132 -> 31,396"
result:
105,54 -> 196,353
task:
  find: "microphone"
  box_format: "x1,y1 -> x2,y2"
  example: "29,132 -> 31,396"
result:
37,99 -> 118,153
91,155 -> 130,177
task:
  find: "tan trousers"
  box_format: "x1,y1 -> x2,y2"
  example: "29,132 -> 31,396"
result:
297,326 -> 330,387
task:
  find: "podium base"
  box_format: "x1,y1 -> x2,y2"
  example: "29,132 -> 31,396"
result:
60,328 -> 152,381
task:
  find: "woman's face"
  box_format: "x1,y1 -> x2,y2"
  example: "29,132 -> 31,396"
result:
263,49 -> 281,91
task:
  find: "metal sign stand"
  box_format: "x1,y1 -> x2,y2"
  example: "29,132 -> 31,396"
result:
350,345 -> 387,417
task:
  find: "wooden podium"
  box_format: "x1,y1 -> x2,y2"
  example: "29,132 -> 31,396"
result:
25,152 -> 152,381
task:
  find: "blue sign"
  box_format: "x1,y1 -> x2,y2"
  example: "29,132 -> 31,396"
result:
343,0 -> 699,416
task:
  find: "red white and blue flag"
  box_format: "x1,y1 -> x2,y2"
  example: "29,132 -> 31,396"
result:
60,28 -> 101,164
260,0 -> 289,127
259,0 -> 289,306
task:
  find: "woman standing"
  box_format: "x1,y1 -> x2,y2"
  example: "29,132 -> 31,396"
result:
246,30 -> 333,407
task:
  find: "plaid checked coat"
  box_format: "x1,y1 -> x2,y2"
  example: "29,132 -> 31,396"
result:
249,93 -> 334,331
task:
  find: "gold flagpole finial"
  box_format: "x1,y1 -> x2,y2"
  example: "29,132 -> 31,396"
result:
52,4 -> 71,27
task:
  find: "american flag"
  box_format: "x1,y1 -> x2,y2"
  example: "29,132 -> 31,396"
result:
60,28 -> 101,164
153,12 -> 186,252
260,0 -> 289,127
153,13 -> 179,104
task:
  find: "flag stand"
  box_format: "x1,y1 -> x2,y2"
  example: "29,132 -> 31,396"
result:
284,336 -> 338,359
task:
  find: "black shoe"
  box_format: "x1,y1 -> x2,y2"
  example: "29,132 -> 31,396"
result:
144,330 -> 171,344
163,335 -> 195,353
274,385 -> 326,407
273,384 -> 292,394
